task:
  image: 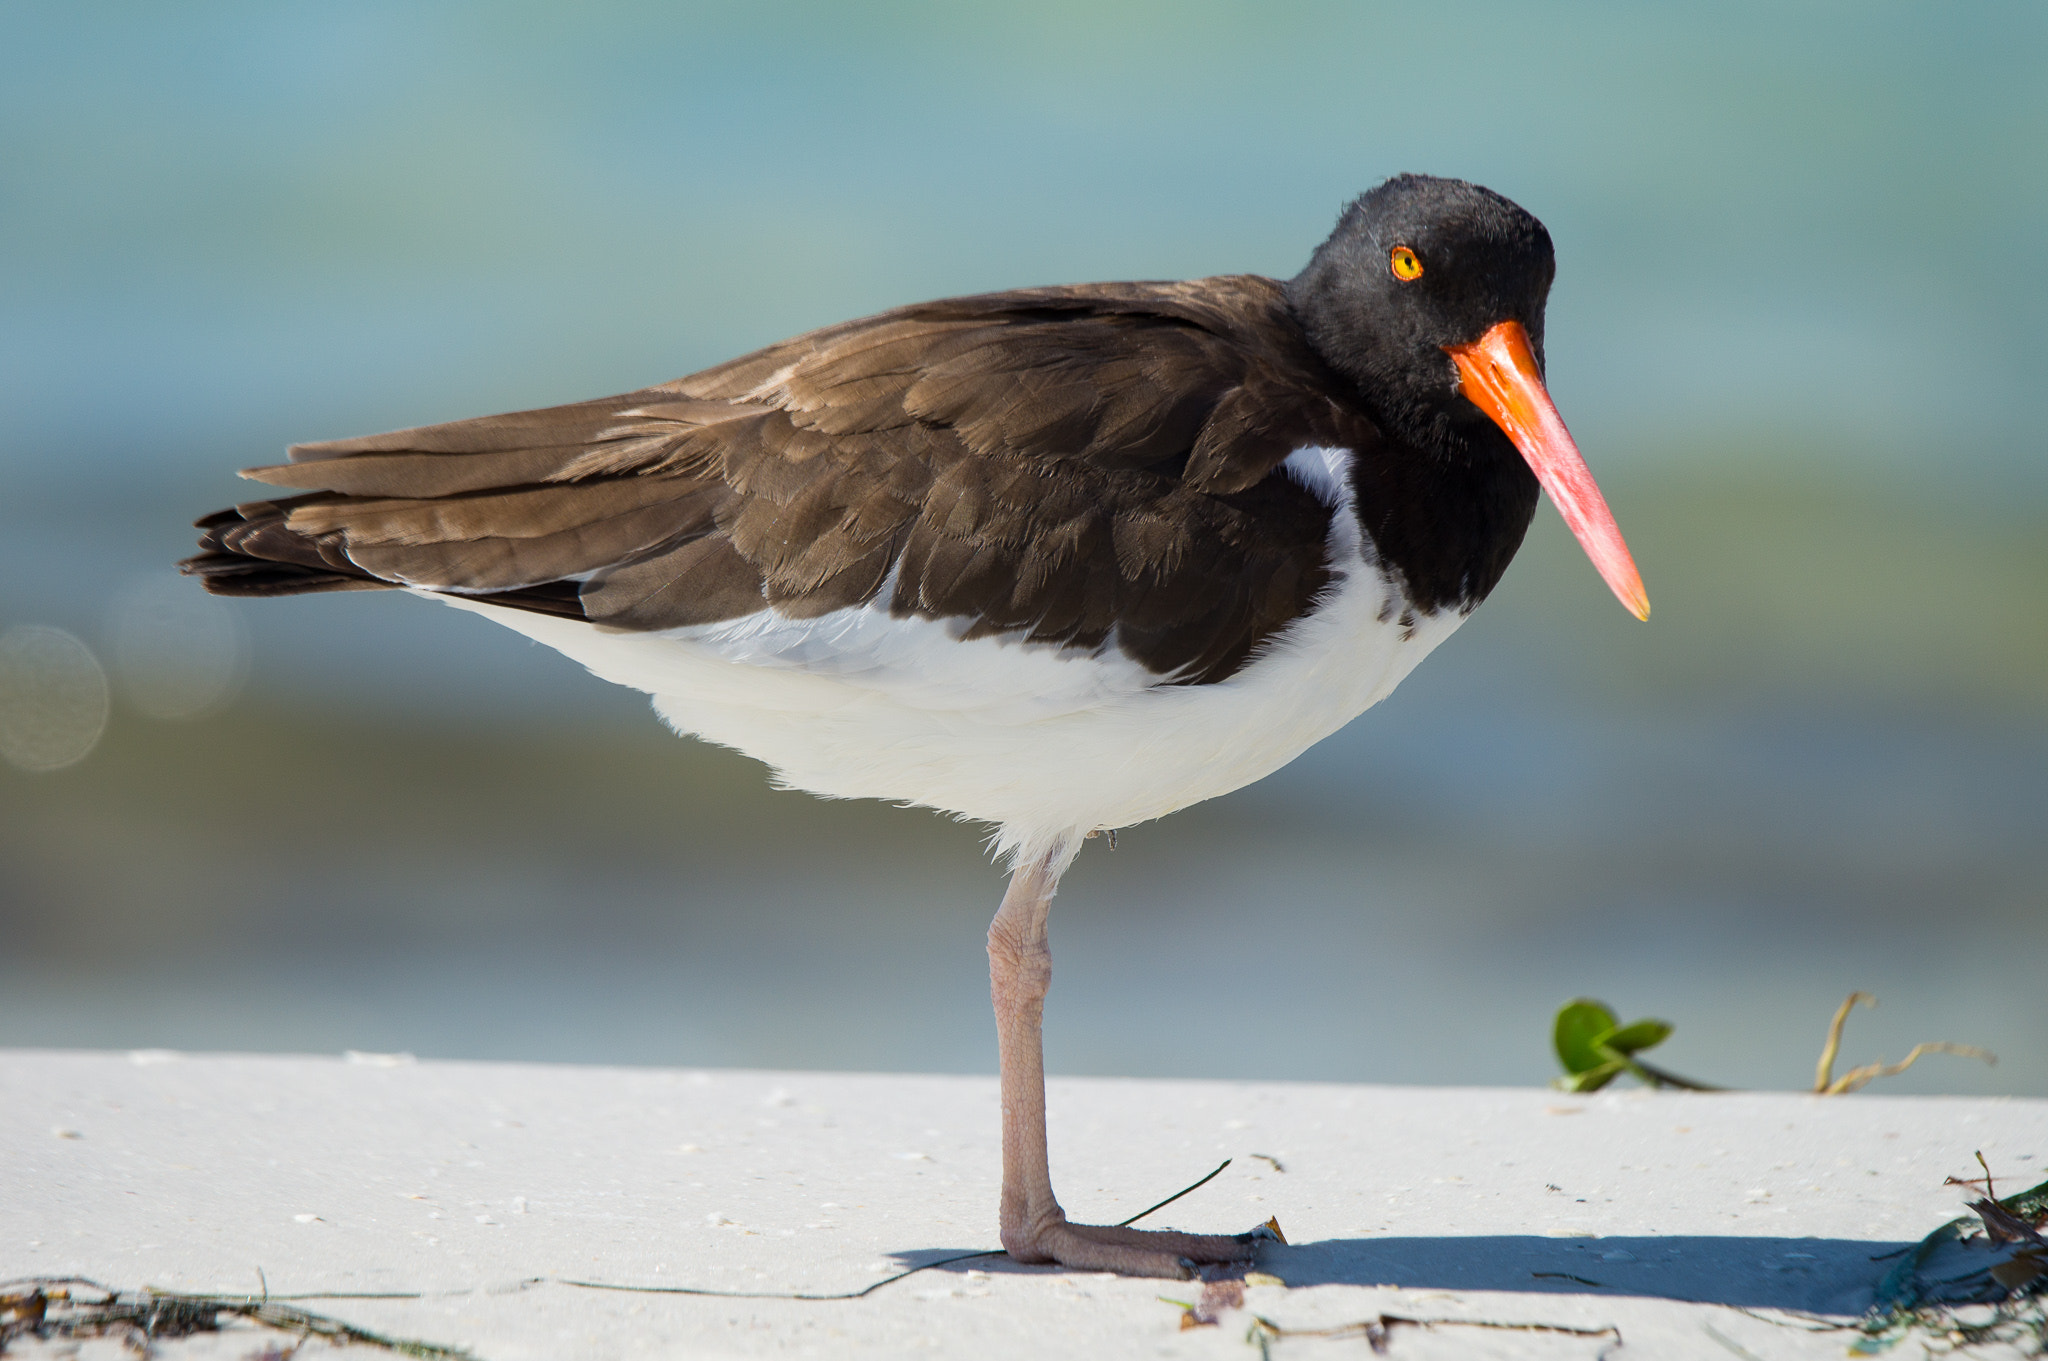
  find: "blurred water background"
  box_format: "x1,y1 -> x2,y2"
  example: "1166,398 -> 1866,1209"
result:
2,2 -> 2043,1096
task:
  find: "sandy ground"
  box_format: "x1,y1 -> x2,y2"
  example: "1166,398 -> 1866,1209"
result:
3,1050 -> 2041,1358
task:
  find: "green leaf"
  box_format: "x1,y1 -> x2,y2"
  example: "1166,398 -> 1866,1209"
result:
1599,1019 -> 1674,1057
1554,999 -> 1619,1075
1554,1059 -> 1626,1092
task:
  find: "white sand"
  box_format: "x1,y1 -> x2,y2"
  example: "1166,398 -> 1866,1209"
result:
4,1050 -> 2040,1358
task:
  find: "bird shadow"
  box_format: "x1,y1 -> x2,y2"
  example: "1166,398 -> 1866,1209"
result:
903,1234 -> 1910,1315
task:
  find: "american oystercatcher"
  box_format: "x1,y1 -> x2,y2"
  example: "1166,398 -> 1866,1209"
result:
185,173 -> 1647,1277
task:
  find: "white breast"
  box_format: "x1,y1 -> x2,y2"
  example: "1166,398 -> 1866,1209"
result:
432,447 -> 1466,861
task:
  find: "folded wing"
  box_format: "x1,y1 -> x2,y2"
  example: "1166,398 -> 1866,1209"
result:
185,277 -> 1375,683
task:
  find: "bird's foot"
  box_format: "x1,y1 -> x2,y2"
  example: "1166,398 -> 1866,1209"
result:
1002,1217 -> 1265,1278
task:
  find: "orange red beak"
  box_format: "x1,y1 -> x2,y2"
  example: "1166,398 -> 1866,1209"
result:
1444,321 -> 1651,621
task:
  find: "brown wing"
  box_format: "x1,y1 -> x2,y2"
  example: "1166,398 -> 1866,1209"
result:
184,276 -> 1375,683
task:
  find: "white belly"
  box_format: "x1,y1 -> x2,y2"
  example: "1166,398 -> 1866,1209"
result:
430,449 -> 1467,860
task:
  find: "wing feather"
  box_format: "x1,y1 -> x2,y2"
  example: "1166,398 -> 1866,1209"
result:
185,276 -> 1365,682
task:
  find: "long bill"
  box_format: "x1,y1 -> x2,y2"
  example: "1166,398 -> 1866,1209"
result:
1444,320 -> 1651,621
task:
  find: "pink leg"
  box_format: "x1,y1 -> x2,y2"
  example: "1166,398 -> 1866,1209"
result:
986,837 -> 1258,1278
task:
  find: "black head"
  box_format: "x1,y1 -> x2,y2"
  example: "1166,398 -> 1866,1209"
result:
1286,174 -> 1555,458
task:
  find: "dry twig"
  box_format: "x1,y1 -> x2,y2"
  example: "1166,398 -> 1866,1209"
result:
1813,992 -> 1994,1095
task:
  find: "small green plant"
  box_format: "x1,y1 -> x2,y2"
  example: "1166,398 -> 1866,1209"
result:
1550,998 -> 1716,1091
1550,992 -> 1995,1094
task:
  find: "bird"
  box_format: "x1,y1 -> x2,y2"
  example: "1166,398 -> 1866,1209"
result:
183,173 -> 1647,1279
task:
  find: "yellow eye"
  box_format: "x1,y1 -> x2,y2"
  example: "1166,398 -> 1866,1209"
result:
1390,246 -> 1423,281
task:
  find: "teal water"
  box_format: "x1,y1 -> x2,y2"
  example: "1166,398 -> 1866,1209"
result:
1,3 -> 2043,1094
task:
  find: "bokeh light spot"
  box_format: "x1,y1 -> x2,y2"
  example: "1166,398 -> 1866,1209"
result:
108,573 -> 250,721
0,625 -> 111,773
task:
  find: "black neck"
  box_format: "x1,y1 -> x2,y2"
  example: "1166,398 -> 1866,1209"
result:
1343,418 -> 1540,617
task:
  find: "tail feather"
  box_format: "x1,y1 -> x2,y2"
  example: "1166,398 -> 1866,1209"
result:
180,499 -> 590,620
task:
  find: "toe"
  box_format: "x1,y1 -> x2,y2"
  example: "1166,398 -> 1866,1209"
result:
1006,1222 -> 1255,1277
